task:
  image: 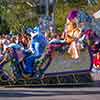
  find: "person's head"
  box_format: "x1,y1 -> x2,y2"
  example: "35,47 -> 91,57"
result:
26,26 -> 40,38
65,10 -> 79,32
9,36 -> 15,43
66,9 -> 94,32
6,47 -> 13,56
96,52 -> 100,59
67,10 -> 78,22
26,28 -> 34,36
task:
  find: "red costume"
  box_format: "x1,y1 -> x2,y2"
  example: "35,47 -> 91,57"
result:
93,52 -> 100,69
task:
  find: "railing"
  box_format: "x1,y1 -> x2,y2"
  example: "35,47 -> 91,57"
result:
0,72 -> 99,87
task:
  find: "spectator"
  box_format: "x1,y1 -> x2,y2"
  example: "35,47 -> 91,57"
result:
92,52 -> 100,72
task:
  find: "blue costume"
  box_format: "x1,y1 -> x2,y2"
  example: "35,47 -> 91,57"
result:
24,26 -> 48,75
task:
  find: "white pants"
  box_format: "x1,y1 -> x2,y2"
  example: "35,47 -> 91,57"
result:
68,41 -> 79,59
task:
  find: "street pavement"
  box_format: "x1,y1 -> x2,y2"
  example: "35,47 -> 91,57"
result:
0,87 -> 100,100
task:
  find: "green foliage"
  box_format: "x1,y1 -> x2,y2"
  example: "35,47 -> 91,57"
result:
0,0 -> 38,34
55,0 -> 100,33
0,0 -> 100,34
0,17 -> 10,34
0,0 -> 10,33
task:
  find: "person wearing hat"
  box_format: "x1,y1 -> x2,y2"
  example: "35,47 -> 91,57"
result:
62,9 -> 95,60
24,26 -> 48,77
62,10 -> 82,59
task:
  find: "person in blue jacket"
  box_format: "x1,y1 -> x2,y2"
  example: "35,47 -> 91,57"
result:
24,26 -> 48,76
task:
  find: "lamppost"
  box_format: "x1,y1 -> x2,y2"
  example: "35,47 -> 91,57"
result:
39,0 -> 57,32
48,0 -> 57,32
40,0 -> 57,16
46,0 -> 49,16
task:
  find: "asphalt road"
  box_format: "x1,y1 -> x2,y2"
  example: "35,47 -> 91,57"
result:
0,87 -> 100,100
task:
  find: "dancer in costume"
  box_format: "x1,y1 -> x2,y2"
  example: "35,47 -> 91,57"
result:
62,10 -> 82,59
62,9 -> 96,59
24,26 -> 48,76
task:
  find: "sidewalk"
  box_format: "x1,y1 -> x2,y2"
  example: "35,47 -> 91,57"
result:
0,87 -> 100,100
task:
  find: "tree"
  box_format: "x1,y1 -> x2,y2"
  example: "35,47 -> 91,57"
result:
55,0 -> 100,32
0,0 -> 10,34
0,0 -> 39,34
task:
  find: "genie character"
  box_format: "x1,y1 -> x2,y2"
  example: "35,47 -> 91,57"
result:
24,26 -> 48,75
